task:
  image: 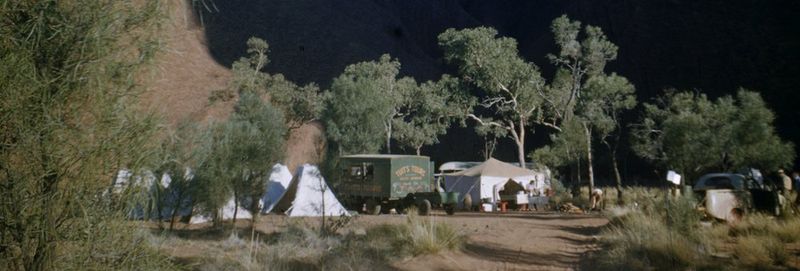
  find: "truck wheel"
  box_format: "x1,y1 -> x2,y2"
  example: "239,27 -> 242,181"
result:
395,204 -> 406,214
366,199 -> 381,215
444,204 -> 456,215
729,208 -> 744,223
418,199 -> 431,216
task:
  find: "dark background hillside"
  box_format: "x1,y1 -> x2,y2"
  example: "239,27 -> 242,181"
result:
198,0 -> 800,183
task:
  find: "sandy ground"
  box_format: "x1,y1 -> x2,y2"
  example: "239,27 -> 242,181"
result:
161,211 -> 607,271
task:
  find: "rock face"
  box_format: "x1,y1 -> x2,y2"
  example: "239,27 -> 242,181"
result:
198,0 -> 800,169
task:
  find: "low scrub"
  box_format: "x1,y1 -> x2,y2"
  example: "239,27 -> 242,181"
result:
597,187 -> 799,270
152,214 -> 464,271
734,235 -> 787,269
731,214 -> 800,243
599,211 -> 707,270
388,211 -> 465,256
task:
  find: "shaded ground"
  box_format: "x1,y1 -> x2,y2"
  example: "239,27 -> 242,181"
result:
157,211 -> 607,271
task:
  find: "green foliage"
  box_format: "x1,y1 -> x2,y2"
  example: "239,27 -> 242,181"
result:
267,74 -> 327,130
632,89 -> 795,181
0,1 -> 176,269
227,37 -> 327,132
193,92 -> 287,224
438,26 -> 545,166
192,121 -> 234,220
393,75 -> 473,155
533,16 -> 635,193
543,15 -> 620,125
227,93 -> 287,220
580,73 -> 637,137
155,122 -> 208,230
323,55 -> 399,154
531,119 -> 587,169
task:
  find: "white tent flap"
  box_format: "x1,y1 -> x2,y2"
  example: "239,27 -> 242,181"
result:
261,164 -> 293,213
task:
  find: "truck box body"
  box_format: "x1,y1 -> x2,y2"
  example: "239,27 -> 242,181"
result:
338,155 -> 433,200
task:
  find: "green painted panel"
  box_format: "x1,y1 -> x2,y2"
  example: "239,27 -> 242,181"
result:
337,155 -> 433,200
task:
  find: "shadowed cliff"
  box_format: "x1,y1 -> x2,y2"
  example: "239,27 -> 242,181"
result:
198,0 -> 800,180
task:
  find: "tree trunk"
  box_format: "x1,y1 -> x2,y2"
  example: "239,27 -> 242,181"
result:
415,146 -> 422,156
584,123 -> 594,193
250,196 -> 259,228
169,202 -> 179,231
320,183 -> 326,236
385,121 -> 392,154
516,119 -> 526,169
612,153 -> 623,203
232,198 -> 239,225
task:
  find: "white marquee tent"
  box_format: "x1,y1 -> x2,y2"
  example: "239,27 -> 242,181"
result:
443,158 -> 549,209
272,164 -> 350,217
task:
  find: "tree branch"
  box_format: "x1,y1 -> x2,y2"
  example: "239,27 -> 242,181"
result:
467,114 -> 510,131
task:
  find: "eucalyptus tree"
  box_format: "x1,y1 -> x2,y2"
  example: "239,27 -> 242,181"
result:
323,55 -> 398,155
226,37 -> 327,133
438,27 -> 546,168
225,92 -> 287,224
542,15 -> 627,192
632,89 -> 795,183
579,74 -> 636,197
192,122 -> 233,225
393,75 -> 473,155
154,123 -> 208,231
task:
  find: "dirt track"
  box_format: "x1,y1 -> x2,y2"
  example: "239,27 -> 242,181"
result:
249,211 -> 608,271
383,211 -> 607,271
164,211 -> 607,271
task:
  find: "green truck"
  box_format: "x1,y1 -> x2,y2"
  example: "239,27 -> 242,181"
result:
336,154 -> 459,215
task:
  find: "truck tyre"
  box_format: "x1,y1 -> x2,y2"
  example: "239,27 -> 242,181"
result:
444,204 -> 456,215
395,204 -> 406,214
418,199 -> 431,216
729,208 -> 744,223
366,199 -> 381,215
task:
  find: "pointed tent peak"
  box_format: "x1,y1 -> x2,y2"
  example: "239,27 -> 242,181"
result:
283,164 -> 350,217
451,158 -> 534,178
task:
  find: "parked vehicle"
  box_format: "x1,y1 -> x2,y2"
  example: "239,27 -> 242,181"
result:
336,155 -> 459,215
693,169 -> 783,222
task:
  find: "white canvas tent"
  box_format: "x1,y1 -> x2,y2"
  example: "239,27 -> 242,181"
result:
261,164 -> 293,213
443,158 -> 549,209
189,164 -> 295,224
272,164 -> 350,217
220,198 -> 253,220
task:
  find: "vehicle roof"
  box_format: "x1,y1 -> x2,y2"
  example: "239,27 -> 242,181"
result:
340,154 -> 429,159
693,173 -> 746,191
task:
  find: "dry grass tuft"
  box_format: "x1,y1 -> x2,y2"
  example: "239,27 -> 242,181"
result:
734,235 -> 787,269
148,214 -> 464,270
596,186 -> 800,271
394,211 -> 465,256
